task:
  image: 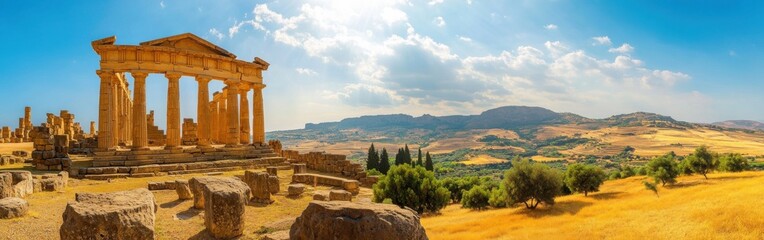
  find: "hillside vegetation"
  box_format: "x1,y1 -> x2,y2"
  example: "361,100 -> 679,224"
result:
421,171 -> 764,240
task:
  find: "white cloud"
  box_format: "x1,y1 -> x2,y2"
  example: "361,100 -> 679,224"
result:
428,0 -> 444,5
159,1 -> 165,9
608,43 -> 634,54
433,16 -> 446,27
295,68 -> 318,75
208,28 -> 224,40
232,2 -> 698,123
592,36 -> 612,46
544,24 -> 558,30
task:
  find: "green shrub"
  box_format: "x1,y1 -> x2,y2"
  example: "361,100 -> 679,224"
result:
488,187 -> 509,208
372,164 -> 450,213
564,164 -> 606,196
461,186 -> 490,210
366,169 -> 383,176
718,153 -> 749,172
502,159 -> 563,209
645,153 -> 679,186
619,165 -> 636,178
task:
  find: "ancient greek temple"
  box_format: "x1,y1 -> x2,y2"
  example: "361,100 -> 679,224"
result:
84,33 -> 285,174
91,33 -> 268,151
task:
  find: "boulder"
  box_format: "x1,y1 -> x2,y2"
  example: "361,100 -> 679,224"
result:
268,175 -> 280,194
329,190 -> 352,202
189,177 -> 243,209
0,197 -> 28,219
312,191 -> 328,201
288,184 -> 305,196
175,179 -> 193,200
290,201 -> 428,240
0,170 -> 33,198
0,172 -> 12,199
60,188 -> 157,240
202,177 -> 250,239
243,171 -> 272,203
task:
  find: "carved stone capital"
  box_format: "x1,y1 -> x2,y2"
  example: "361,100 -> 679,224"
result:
165,71 -> 182,81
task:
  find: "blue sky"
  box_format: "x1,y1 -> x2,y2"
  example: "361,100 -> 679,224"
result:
0,0 -> 762,131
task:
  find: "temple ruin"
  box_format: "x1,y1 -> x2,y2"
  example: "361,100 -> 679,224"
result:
80,33 -> 283,178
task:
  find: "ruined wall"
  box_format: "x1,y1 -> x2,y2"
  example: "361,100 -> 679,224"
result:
29,126 -> 72,171
181,118 -> 198,146
281,149 -> 377,185
146,110 -> 166,146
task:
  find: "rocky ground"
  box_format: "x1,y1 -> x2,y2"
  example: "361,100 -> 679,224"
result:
0,168 -> 373,240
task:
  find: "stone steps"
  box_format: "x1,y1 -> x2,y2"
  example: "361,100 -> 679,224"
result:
80,157 -> 288,180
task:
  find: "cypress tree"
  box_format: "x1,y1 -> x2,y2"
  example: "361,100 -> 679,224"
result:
394,148 -> 403,165
425,151 -> 434,171
379,148 -> 391,174
416,148 -> 423,166
367,143 -> 378,171
404,144 -> 412,164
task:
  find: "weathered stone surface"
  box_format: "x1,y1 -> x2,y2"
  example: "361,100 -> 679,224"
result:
329,190 -> 352,202
0,170 -> 33,198
266,166 -> 278,176
189,177 -> 243,209
262,230 -> 290,240
287,184 -> 305,196
0,197 -> 28,219
0,172 -> 12,199
147,182 -> 166,190
243,171 -> 271,203
60,188 -> 157,240
290,201 -> 428,240
175,180 -> 192,200
202,177 -> 250,239
312,191 -> 328,201
292,163 -> 307,174
267,175 -> 280,194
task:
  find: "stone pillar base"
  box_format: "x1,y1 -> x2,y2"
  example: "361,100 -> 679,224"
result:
164,146 -> 182,150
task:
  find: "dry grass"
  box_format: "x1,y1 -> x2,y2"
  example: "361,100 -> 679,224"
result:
462,154 -> 508,165
0,142 -> 33,155
0,168 -> 373,240
530,156 -> 564,162
421,171 -> 764,240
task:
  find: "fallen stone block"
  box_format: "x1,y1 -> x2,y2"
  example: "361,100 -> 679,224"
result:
288,184 -> 305,197
202,177 -> 250,239
268,175 -> 280,194
329,190 -> 352,202
0,197 -> 27,219
60,188 -> 157,240
244,171 -> 272,204
175,180 -> 192,200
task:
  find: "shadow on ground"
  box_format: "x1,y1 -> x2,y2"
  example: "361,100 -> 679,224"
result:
517,200 -> 593,218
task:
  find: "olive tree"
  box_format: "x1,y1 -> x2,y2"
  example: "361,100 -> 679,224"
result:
372,164 -> 450,213
564,164 -> 606,196
502,159 -> 563,209
686,146 -> 718,179
718,153 -> 749,172
645,153 -> 679,186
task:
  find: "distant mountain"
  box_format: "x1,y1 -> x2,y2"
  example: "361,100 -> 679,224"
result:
303,106 -> 689,131
712,120 -> 764,130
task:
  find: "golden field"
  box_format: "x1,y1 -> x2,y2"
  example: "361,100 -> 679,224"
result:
0,168 -> 374,240
421,171 -> 764,240
462,154 -> 508,165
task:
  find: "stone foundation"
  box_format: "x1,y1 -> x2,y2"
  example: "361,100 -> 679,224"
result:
282,150 -> 377,186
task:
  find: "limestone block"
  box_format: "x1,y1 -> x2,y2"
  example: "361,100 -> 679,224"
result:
329,190 -> 352,202
243,171 -> 272,203
202,177 -> 250,239
60,188 -> 157,240
312,191 -> 329,201
0,171 -> 33,198
293,164 -> 307,174
266,166 -> 278,176
0,197 -> 28,219
289,201 -> 428,240
147,182 -> 166,190
288,184 -> 305,196
267,175 -> 280,194
59,171 -> 69,188
164,181 -> 177,190
175,180 -> 192,200
0,173 -> 12,199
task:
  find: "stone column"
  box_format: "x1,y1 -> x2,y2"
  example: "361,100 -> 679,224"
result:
116,86 -> 124,144
225,81 -> 240,146
96,70 -> 114,150
219,89 -> 228,144
209,99 -> 218,144
238,83 -> 251,145
111,78 -> 120,147
131,71 -> 149,150
196,76 -> 212,147
252,84 -> 266,144
90,121 -> 95,135
165,72 -> 182,149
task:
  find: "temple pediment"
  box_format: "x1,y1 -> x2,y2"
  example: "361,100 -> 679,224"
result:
139,33 -> 237,58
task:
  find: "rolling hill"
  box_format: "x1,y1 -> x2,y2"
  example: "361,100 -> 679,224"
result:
269,106 -> 764,160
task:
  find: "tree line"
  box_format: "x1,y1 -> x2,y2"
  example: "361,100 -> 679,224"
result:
365,143 -> 433,174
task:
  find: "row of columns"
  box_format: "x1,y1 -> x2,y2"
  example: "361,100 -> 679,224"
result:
97,70 -> 266,151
